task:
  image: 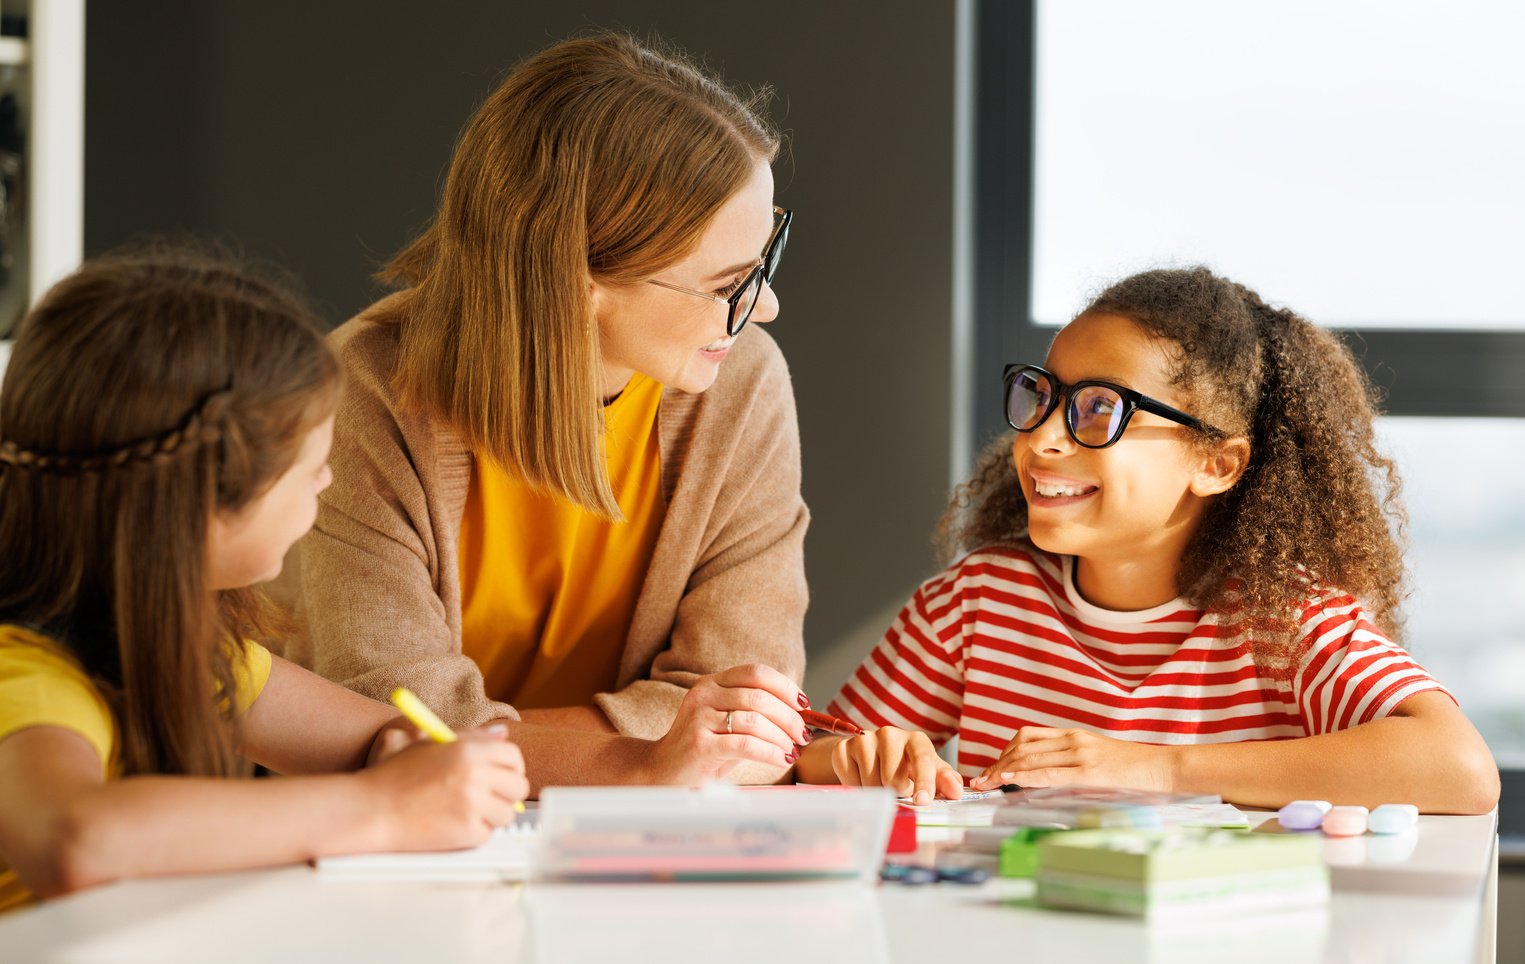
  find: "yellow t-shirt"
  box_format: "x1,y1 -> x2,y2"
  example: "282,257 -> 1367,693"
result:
0,625 -> 271,912
458,372 -> 667,710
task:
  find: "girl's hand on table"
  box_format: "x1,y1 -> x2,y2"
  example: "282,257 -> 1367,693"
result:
830,726 -> 963,804
968,726 -> 1174,793
362,727 -> 529,850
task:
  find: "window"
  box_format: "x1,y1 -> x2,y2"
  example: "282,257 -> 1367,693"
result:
965,0 -> 1525,780
1030,0 -> 1525,332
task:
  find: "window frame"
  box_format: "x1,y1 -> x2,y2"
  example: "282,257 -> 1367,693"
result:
968,0 -> 1521,843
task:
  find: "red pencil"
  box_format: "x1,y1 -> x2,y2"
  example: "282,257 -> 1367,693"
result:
800,708 -> 864,737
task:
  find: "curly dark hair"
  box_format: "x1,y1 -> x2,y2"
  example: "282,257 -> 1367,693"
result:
937,267 -> 1407,676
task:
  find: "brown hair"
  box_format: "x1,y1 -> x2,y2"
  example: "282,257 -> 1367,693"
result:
380,32 -> 780,518
939,267 -> 1406,673
0,246 -> 342,777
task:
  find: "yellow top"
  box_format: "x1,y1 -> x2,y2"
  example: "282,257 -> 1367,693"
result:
458,372 -> 667,710
0,624 -> 271,912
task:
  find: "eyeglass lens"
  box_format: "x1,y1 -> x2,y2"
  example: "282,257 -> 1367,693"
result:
730,274 -> 763,334
730,212 -> 789,334
1007,368 -> 1128,447
763,215 -> 789,282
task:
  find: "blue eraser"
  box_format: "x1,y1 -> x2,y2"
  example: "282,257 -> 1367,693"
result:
936,866 -> 990,885
1078,804 -> 1165,830
1368,803 -> 1418,835
881,863 -> 938,885
1277,800 -> 1332,831
901,866 -> 939,885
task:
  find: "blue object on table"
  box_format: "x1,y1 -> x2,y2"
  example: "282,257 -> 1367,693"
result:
1369,803 -> 1419,835
936,866 -> 990,885
881,863 -> 939,885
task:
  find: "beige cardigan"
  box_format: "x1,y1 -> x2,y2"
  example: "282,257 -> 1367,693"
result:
282,303 -> 809,744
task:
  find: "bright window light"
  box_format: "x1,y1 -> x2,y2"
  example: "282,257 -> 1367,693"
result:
1033,0 -> 1525,329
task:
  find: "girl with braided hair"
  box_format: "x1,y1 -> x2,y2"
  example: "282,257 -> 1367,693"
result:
0,248 -> 528,910
795,267 -> 1499,814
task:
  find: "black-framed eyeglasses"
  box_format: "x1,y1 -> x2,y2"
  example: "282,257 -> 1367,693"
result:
1003,364 -> 1219,449
647,206 -> 792,337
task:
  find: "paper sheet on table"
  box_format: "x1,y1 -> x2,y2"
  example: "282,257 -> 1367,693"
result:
897,788 -> 1007,826
315,820 -> 539,881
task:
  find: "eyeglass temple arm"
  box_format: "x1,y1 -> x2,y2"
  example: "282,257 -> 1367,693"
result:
1136,395 -> 1211,432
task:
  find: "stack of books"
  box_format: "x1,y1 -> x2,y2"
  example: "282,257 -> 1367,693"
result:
1035,828 -> 1329,921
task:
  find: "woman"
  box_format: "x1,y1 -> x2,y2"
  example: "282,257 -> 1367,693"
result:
284,33 -> 811,790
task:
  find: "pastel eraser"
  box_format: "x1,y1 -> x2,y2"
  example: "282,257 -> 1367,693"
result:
1277,800 -> 1333,831
1368,803 -> 1419,835
1321,805 -> 1369,837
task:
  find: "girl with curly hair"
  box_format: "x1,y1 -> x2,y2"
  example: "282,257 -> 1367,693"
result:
794,267 -> 1499,813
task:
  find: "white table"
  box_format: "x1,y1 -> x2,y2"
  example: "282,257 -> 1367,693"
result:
0,811 -> 1497,963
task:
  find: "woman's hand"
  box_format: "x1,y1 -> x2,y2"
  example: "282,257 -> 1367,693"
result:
360,726 -> 529,852
826,727 -> 963,804
643,663 -> 809,785
968,726 -> 1176,793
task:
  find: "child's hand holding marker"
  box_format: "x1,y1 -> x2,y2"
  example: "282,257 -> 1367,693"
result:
353,688 -> 529,851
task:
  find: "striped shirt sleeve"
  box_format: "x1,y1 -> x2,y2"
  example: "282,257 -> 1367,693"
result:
827,566 -> 968,747
1293,593 -> 1452,736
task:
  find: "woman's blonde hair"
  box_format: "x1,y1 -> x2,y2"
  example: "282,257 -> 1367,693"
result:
380,33 -> 780,518
0,246 -> 341,777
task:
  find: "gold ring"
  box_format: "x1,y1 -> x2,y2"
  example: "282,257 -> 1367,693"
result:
724,710 -> 734,734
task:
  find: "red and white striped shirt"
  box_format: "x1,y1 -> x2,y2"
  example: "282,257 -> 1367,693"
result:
828,546 -> 1449,778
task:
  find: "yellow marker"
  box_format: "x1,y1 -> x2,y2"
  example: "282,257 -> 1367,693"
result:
391,687 -> 458,743
388,687 -> 526,813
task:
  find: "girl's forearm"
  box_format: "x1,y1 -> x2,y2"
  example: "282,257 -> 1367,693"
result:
51,772 -> 384,896
1170,702 -> 1499,813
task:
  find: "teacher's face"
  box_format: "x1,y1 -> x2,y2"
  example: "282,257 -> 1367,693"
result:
593,159 -> 779,398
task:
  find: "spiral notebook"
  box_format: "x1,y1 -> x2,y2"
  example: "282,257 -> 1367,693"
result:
315,811 -> 539,882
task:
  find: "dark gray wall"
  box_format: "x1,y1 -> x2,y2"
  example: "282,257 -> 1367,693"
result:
86,1 -> 957,690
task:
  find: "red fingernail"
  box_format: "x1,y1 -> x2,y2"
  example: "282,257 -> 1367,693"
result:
800,730 -> 813,745
784,749 -> 798,764
797,693 -> 810,709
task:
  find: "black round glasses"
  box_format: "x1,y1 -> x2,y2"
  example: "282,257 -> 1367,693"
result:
1003,364 -> 1220,449
647,206 -> 792,337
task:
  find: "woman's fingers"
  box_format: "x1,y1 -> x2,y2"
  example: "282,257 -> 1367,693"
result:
710,663 -> 807,710
707,733 -> 799,769
712,707 -> 798,764
692,674 -> 811,750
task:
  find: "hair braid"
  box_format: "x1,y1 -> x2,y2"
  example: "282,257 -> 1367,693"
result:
0,389 -> 232,476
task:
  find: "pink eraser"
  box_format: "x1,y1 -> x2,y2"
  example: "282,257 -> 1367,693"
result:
1321,805 -> 1369,836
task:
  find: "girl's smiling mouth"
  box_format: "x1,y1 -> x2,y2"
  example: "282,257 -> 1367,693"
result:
1028,470 -> 1098,503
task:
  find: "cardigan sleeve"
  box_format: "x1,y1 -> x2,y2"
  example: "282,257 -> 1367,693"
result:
594,329 -> 809,762
291,326 -> 519,729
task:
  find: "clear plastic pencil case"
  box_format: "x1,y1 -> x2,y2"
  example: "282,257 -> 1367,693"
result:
534,783 -> 896,883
